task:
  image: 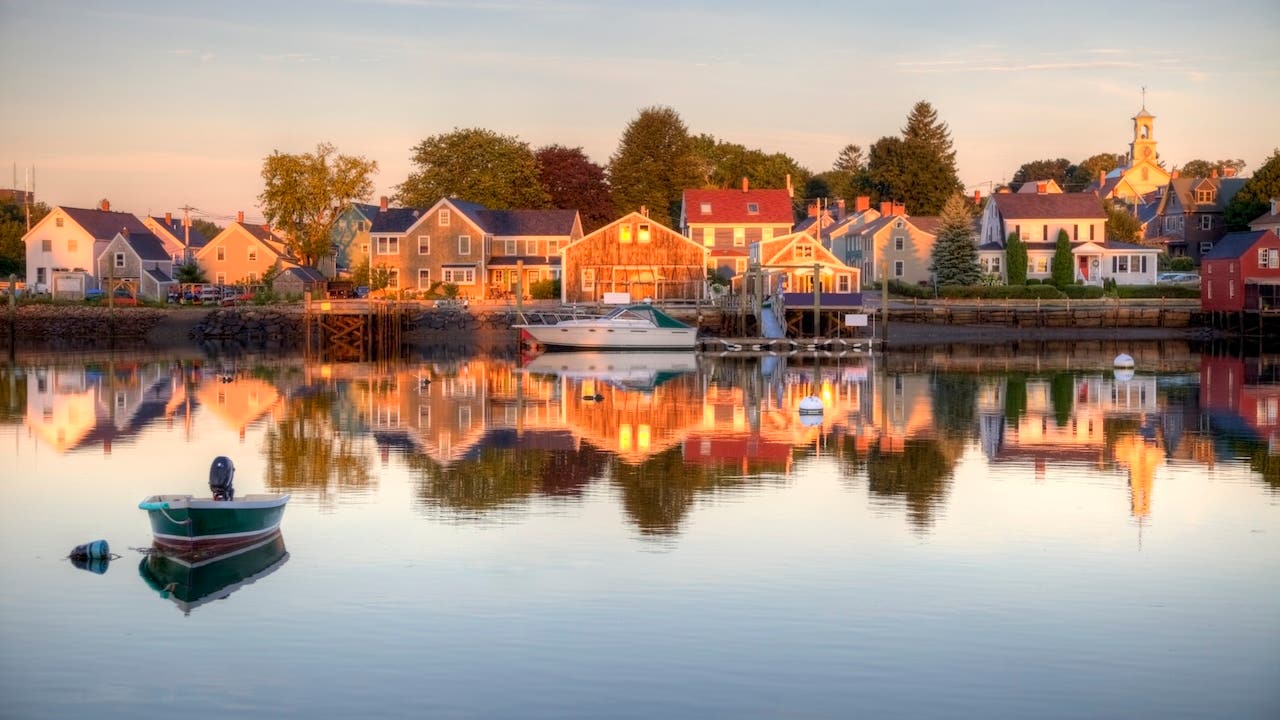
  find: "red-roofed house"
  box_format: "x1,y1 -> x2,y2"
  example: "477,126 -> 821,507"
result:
680,181 -> 794,284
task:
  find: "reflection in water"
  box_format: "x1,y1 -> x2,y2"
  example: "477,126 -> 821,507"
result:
137,531 -> 289,615
7,347 -> 1280,536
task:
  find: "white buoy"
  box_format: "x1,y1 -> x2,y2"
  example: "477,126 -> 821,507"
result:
1114,353 -> 1135,369
1114,368 -> 1135,383
798,396 -> 824,416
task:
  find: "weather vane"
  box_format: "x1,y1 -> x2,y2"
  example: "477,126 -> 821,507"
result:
1141,85 -> 1147,109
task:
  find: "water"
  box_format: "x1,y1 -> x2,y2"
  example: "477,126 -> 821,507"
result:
1,346 -> 1278,719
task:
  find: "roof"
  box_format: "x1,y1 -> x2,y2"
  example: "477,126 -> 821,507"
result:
1167,177 -> 1247,212
145,267 -> 174,283
149,216 -> 209,248
369,207 -> 423,233
277,266 -> 326,283
1134,107 -> 1154,119
682,188 -> 794,225
909,216 -> 941,235
990,192 -> 1106,220
477,209 -> 579,236
236,222 -> 280,244
119,231 -> 171,262
61,206 -> 150,240
1204,231 -> 1269,260
1250,208 -> 1280,227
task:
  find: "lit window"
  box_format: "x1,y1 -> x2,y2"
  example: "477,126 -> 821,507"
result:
1196,189 -> 1215,204
735,258 -> 746,273
620,224 -> 632,244
734,228 -> 745,246
703,227 -> 715,247
638,223 -> 651,243
388,269 -> 399,289
796,244 -> 814,259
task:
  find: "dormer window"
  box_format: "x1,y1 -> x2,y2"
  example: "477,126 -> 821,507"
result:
700,202 -> 712,214
747,203 -> 759,214
1196,189 -> 1215,204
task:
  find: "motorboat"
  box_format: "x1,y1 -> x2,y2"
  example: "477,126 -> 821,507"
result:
515,304 -> 698,350
139,456 -> 289,549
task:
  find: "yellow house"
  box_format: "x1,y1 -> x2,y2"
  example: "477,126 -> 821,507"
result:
196,216 -> 291,286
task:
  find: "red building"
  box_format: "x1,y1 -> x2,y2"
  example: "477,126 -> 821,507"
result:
1201,229 -> 1280,312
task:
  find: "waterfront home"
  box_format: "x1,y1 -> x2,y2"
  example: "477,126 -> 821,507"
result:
142,212 -> 209,266
1201,230 -> 1280,313
841,210 -> 939,285
680,181 -> 794,287
562,210 -> 707,303
752,231 -> 861,303
22,200 -> 150,294
1150,175 -> 1247,261
331,201 -> 381,273
480,207 -> 582,298
95,231 -> 176,301
196,214 -> 292,286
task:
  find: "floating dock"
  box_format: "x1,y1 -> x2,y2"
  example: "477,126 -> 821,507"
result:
698,336 -> 879,357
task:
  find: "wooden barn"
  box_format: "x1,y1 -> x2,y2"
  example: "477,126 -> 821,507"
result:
561,211 -> 708,303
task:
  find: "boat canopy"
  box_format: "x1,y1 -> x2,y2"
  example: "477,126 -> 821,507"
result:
604,304 -> 692,329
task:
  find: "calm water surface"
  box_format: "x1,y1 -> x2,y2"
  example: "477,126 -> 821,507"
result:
1,345 -> 1278,719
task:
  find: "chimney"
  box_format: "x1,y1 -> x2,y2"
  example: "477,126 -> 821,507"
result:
1224,166 -> 1237,178
1037,182 -> 1047,194
879,201 -> 892,216
1171,169 -> 1179,180
785,174 -> 793,198
892,201 -> 906,217
380,195 -> 388,212
1099,169 -> 1105,186
973,190 -> 981,206
836,199 -> 846,220
640,205 -> 649,218
164,212 -> 172,225
99,198 -> 110,212
1211,168 -> 1219,179
237,210 -> 244,223
1271,198 -> 1278,216
808,201 -> 819,218
122,227 -> 130,238
855,196 -> 870,213
741,177 -> 749,193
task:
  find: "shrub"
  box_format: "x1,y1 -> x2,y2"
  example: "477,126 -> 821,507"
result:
1168,256 -> 1196,272
1061,285 -> 1106,299
529,279 -> 560,300
938,284 -> 1065,299
1114,284 -> 1200,299
887,279 -> 931,298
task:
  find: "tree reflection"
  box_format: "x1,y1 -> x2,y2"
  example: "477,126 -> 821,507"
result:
866,437 -> 959,531
930,373 -> 978,439
263,392 -> 373,497
0,367 -> 26,422
1050,373 -> 1074,427
611,446 -> 748,536
1004,373 -> 1027,428
408,444 -> 607,513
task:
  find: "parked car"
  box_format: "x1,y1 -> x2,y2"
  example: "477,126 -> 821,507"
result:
1158,272 -> 1200,285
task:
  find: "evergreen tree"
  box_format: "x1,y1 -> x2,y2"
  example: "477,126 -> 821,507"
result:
929,193 -> 981,286
867,101 -> 963,214
1225,148 -> 1280,230
1051,229 -> 1074,287
608,106 -> 702,227
1005,231 -> 1028,285
396,128 -> 550,209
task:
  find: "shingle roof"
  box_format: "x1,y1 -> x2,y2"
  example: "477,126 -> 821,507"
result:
145,267 -> 174,283
1168,177 -> 1247,212
149,216 -> 209,248
477,209 -> 579,236
123,231 -> 171,262
1204,231 -> 1268,260
682,188 -> 794,225
910,216 -> 941,235
990,192 -> 1106,220
278,265 -> 326,282
369,207 -> 423,233
1249,208 -> 1280,227
62,206 -> 150,240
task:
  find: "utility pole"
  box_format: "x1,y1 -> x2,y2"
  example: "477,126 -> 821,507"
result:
181,205 -> 193,263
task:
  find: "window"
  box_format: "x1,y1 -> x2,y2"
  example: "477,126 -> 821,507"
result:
894,237 -> 904,251
796,244 -> 814,259
387,269 -> 399,289
68,238 -> 77,252
1033,257 -> 1049,273
735,258 -> 747,273
41,239 -> 51,252
247,272 -> 258,282
895,219 -> 905,229
1196,189 -> 1215,204
700,201 -> 712,214
548,239 -> 562,255
1199,241 -> 1214,254
248,248 -> 257,262
894,260 -> 904,277
216,247 -> 225,261
638,223 -> 651,244
620,224 -> 633,244
1259,249 -> 1270,268
762,227 -> 773,242
1089,224 -> 1095,241
418,269 -> 431,289
36,267 -> 45,284
1229,280 -> 1236,299
1199,215 -> 1213,231
418,235 -> 430,255
733,227 -> 745,246
1014,224 -> 1021,239
458,235 -> 470,255
1265,249 -> 1280,269
582,268 -> 595,291
1073,224 -> 1079,241
361,243 -> 369,256
703,227 -> 715,247
1042,226 -> 1048,242
216,272 -> 226,284
525,238 -> 539,255
1115,256 -> 1129,272
439,209 -> 451,226
442,268 -> 474,284
503,238 -> 516,255
990,257 -> 1002,273
55,217 -> 63,228
747,203 -> 759,214
375,236 -> 399,255
114,252 -> 125,268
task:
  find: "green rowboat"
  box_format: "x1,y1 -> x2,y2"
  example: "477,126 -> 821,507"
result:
139,531 -> 289,614
139,493 -> 289,548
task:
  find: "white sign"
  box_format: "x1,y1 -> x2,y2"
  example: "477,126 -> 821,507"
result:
602,292 -> 632,305
845,313 -> 868,327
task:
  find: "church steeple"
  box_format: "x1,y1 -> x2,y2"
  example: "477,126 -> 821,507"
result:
1130,106 -> 1156,166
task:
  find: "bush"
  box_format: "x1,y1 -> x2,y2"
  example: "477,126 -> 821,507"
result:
1168,256 -> 1196,272
887,279 -> 931,298
529,279 -> 560,300
1061,285 -> 1106,299
1114,284 -> 1200,299
939,284 -> 1065,299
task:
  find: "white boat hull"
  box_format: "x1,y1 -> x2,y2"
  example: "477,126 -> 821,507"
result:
517,324 -> 698,350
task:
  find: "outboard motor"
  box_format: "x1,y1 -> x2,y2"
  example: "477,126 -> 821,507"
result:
209,456 -> 235,501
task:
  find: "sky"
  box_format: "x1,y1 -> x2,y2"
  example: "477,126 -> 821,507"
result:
1,0 -> 1277,226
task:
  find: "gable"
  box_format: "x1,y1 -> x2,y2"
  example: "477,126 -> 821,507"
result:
763,232 -> 846,268
565,212 -> 704,256
404,198 -> 489,238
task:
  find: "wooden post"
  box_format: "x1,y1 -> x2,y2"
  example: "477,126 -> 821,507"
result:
7,274 -> 15,360
812,262 -> 821,338
880,260 -> 889,342
516,259 -> 524,317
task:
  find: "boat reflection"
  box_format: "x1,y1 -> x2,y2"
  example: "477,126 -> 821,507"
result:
137,531 -> 289,615
521,351 -> 698,392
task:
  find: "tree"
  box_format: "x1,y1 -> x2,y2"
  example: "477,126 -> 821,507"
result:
1011,158 -> 1074,191
174,261 -> 207,284
607,106 -> 703,227
259,142 -> 377,266
396,128 -> 550,209
1104,200 -> 1142,242
1176,158 -> 1247,179
1069,153 -> 1122,191
929,193 -> 981,286
0,199 -> 49,276
535,144 -> 614,232
190,218 -> 222,241
1225,149 -> 1280,230
866,101 -> 963,214
1051,229 -> 1074,287
834,143 -> 864,174
689,133 -> 808,193
1006,231 -> 1028,285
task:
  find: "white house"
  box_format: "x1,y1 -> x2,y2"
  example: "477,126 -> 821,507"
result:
23,200 -> 150,294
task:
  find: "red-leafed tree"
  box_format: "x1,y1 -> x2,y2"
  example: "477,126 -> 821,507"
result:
536,144 -> 614,232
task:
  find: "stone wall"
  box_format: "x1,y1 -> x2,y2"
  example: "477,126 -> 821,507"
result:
192,308 -> 304,343
0,305 -> 166,341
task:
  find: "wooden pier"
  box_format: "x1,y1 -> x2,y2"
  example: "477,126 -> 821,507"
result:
699,336 -> 879,357
303,298 -> 406,361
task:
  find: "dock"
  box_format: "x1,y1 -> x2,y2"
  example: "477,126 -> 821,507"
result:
698,336 -> 879,357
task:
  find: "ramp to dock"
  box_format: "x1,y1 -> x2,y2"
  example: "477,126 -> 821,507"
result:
761,301 -> 786,339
